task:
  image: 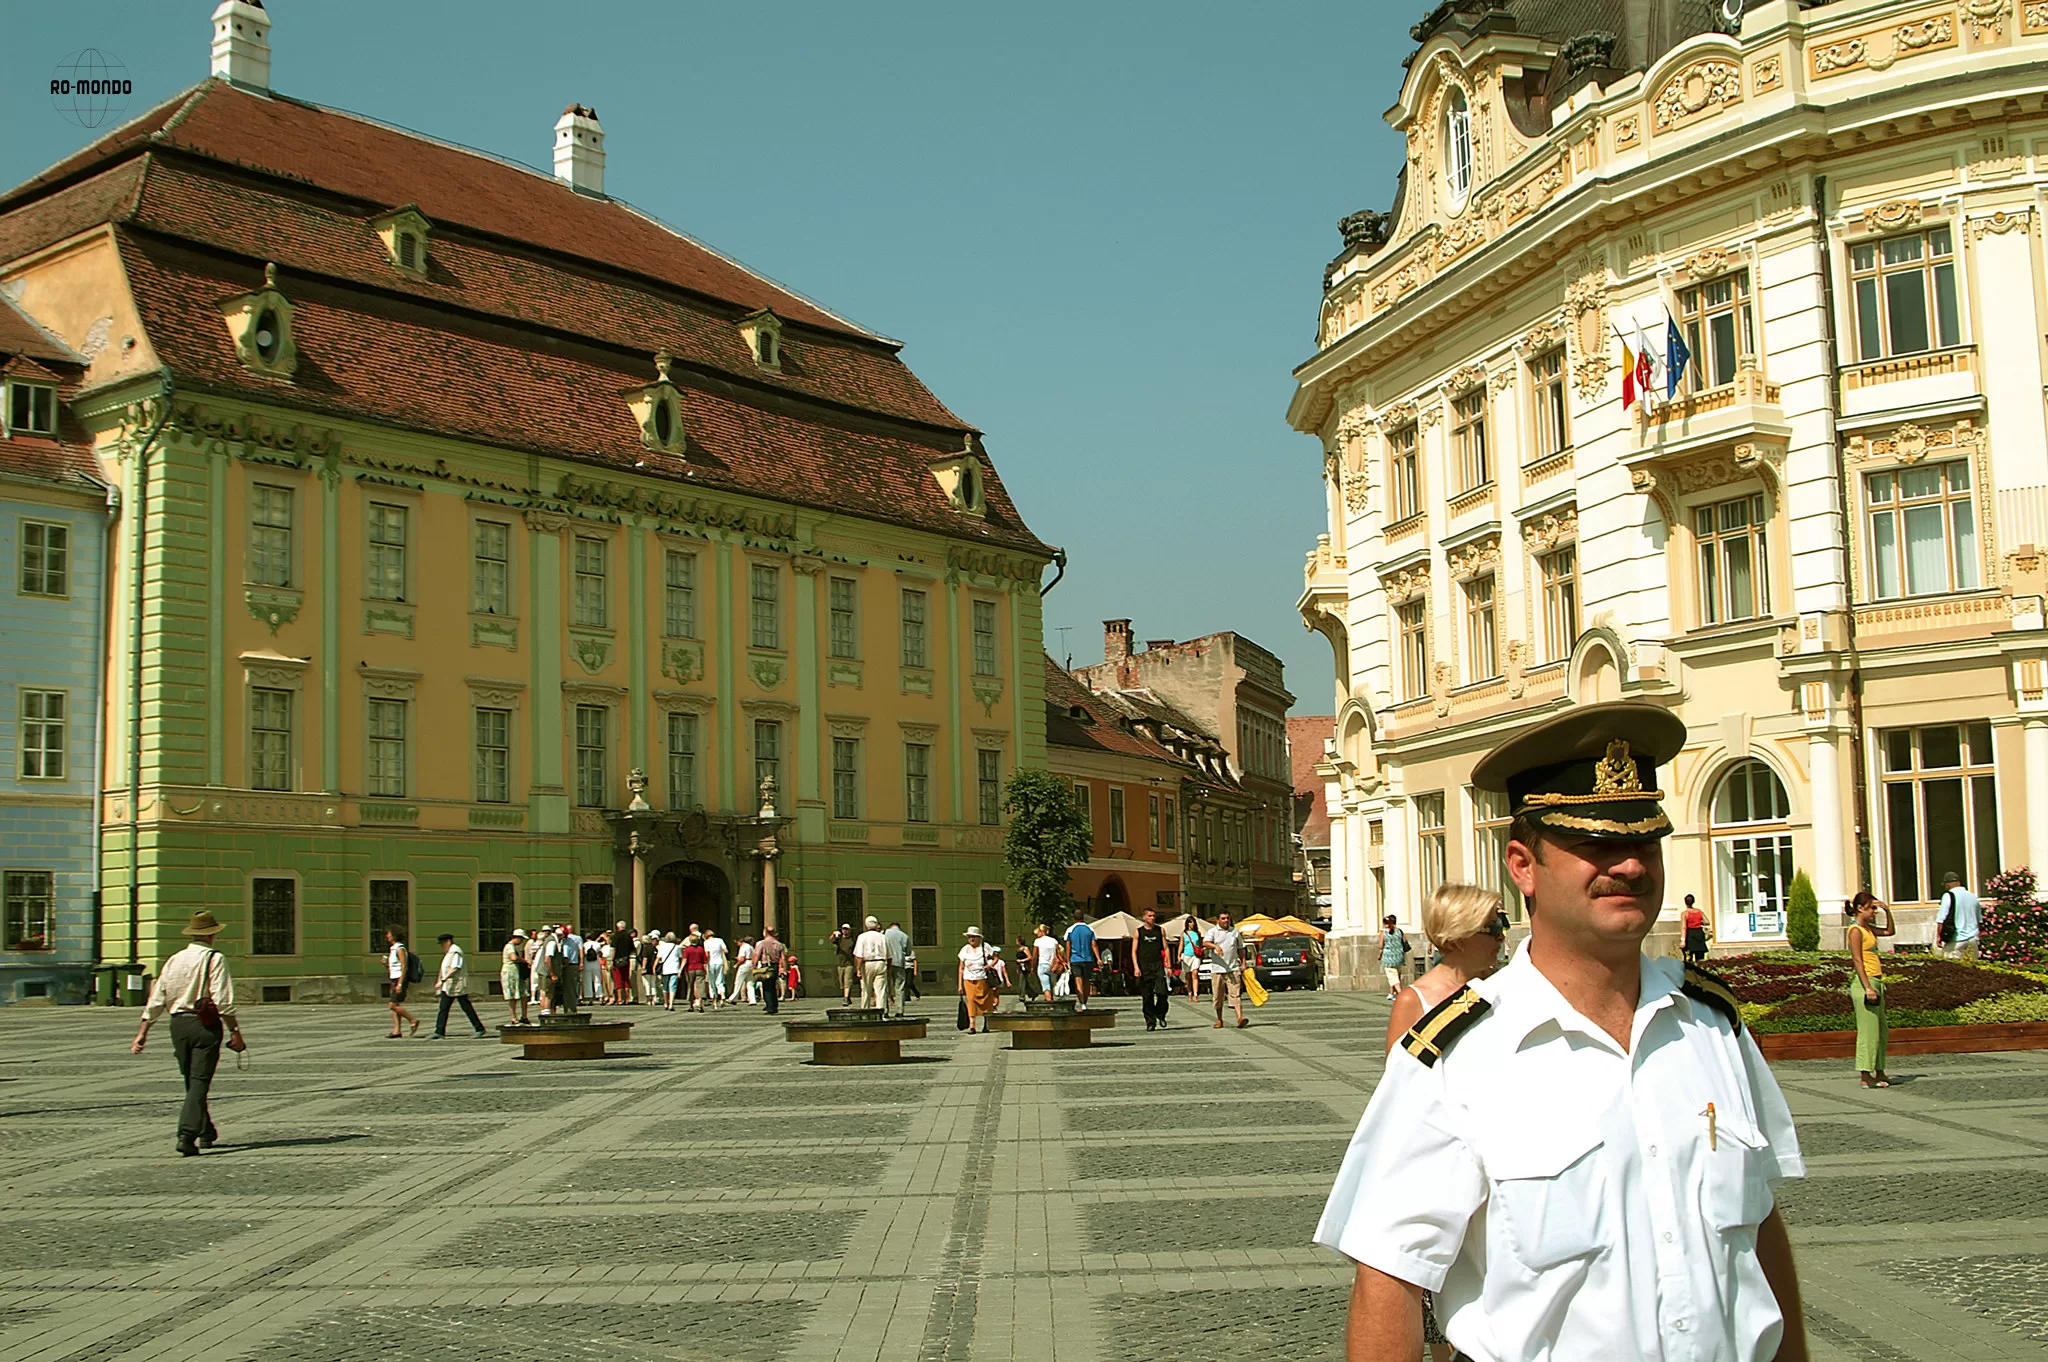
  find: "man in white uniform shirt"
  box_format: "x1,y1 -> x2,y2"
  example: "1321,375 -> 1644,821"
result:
854,916 -> 891,1011
1317,702 -> 1808,1362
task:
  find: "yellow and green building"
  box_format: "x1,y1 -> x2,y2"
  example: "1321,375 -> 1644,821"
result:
0,13 -> 1054,998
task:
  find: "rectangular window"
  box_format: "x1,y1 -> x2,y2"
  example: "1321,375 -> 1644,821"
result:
249,484 -> 293,588
19,521 -> 68,597
749,563 -> 781,650
474,707 -> 510,804
833,736 -> 862,820
1880,721 -> 1998,901
472,521 -> 510,615
829,577 -> 858,659
1850,227 -> 1960,360
1149,793 -> 1161,848
366,502 -> 408,601
980,887 -> 1006,943
1397,600 -> 1429,700
477,881 -> 515,953
3,870 -> 54,951
578,882 -> 615,940
368,878 -> 410,953
900,589 -> 928,667
249,685 -> 292,791
904,742 -> 931,823
250,876 -> 295,955
1529,350 -> 1569,459
1074,780 -> 1093,837
1678,272 -> 1756,390
836,885 -> 867,928
1540,546 -> 1579,663
911,885 -> 939,948
754,719 -> 782,797
1866,460 -> 1977,599
1452,391 -> 1490,491
572,536 -> 608,628
1110,787 -> 1127,844
664,550 -> 697,638
18,689 -> 64,780
977,748 -> 1002,826
366,698 -> 406,798
6,382 -> 56,435
1470,788 -> 1523,922
1388,425 -> 1421,522
574,704 -> 608,807
1693,493 -> 1770,625
972,599 -> 998,676
1464,575 -> 1498,681
667,711 -> 698,809
1415,792 -> 1447,897
1163,795 -> 1177,850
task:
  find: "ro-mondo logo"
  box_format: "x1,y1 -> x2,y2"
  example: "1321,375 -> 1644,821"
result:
51,50 -> 133,129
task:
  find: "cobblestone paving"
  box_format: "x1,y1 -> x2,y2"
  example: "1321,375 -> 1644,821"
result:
3,988 -> 2046,1359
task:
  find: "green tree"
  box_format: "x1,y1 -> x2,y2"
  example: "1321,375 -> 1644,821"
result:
1002,767 -> 1094,931
1786,870 -> 1820,952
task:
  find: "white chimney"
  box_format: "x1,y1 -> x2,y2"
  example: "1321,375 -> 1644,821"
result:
210,0 -> 272,91
554,104 -> 606,196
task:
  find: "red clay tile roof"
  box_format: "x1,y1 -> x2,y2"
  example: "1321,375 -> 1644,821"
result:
0,293 -> 85,366
0,80 -> 1052,557
0,295 -> 99,491
117,233 -> 1043,549
1288,715 -> 1333,848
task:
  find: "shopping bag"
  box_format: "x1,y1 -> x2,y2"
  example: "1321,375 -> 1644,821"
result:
956,996 -> 971,1031
1243,970 -> 1269,1007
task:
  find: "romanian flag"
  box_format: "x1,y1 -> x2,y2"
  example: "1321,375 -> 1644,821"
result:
1621,333 -> 1638,409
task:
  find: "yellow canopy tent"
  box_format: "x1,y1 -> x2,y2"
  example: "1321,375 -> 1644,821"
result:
1235,914 -> 1283,936
1260,916 -> 1326,939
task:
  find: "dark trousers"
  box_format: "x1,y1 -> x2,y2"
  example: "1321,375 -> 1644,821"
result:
761,972 -> 781,1014
904,969 -> 921,1000
170,1012 -> 221,1143
434,992 -> 486,1036
1139,973 -> 1170,1026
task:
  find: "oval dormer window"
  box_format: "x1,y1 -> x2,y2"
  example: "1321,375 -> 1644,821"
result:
654,398 -> 674,445
962,465 -> 979,508
1444,86 -> 1474,212
254,308 -> 282,365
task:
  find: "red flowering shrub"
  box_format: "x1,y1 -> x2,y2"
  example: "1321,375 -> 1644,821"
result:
1982,867 -> 2048,969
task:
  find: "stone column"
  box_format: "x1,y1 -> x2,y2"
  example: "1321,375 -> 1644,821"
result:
629,832 -> 649,936
2027,717 -> 2048,878
1346,804 -> 1371,932
762,849 -> 780,935
1807,730 -> 1846,908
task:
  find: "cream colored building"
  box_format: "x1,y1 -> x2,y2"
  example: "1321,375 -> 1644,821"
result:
1291,0 -> 2048,987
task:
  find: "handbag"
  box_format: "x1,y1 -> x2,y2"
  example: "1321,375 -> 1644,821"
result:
193,949 -> 223,1029
956,996 -> 971,1031
1938,892 -> 1958,945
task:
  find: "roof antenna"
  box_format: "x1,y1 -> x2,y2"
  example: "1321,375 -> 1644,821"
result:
1056,626 -> 1072,670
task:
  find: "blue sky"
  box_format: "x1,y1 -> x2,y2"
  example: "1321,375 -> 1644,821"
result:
3,1 -> 1414,717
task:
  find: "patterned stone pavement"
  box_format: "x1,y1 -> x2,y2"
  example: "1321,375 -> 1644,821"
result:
1,988 -> 2044,1360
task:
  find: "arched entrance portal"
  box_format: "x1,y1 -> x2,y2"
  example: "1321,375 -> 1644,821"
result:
1097,876 -> 1131,916
650,861 -> 733,941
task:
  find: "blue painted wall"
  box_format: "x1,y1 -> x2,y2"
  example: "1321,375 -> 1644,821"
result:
0,488 -> 106,1003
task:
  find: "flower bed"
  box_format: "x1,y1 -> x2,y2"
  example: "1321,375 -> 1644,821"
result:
1712,952 -> 2048,1034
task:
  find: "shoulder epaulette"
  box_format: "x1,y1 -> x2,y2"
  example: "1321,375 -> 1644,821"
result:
1681,963 -> 1744,1033
1399,983 -> 1492,1068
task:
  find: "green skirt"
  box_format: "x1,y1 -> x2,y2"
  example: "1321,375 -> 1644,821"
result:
1850,976 -> 1888,1073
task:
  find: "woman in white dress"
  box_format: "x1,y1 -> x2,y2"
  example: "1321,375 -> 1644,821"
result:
728,936 -> 756,1004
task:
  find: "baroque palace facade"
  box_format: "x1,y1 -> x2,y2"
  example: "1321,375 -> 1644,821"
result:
1294,0 -> 2048,986
0,4 -> 1053,998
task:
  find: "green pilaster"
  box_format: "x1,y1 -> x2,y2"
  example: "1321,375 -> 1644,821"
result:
146,438 -> 212,787
320,467 -> 340,792
944,578 -> 964,822
529,517 -> 568,832
206,447 -> 227,786
1014,587 -> 1047,766
627,523 -> 647,776
793,563 -> 819,804
717,543 -> 735,810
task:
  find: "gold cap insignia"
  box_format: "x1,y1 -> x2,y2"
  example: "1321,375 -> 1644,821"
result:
1592,740 -> 1643,796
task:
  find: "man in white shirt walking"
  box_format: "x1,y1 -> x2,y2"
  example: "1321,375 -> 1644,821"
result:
855,916 -> 891,1011
131,910 -> 247,1156
883,920 -> 912,1017
1938,872 -> 1982,960
1318,702 -> 1807,1362
556,924 -> 584,1013
431,933 -> 489,1038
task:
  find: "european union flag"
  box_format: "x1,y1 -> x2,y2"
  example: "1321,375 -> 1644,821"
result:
1665,315 -> 1692,400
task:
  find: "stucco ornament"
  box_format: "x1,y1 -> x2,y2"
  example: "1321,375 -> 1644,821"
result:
1522,505 -> 1578,554
1564,273 -> 1610,399
1653,59 -> 1743,131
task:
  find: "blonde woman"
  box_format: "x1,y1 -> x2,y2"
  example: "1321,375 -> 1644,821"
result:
1382,883 -> 1507,1362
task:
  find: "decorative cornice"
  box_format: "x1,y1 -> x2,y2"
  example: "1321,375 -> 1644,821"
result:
899,721 -> 940,744
1521,504 -> 1578,554
1382,561 -> 1431,602
358,665 -> 421,701
652,688 -> 715,715
561,681 -> 628,702
1447,533 -> 1501,581
463,675 -> 525,709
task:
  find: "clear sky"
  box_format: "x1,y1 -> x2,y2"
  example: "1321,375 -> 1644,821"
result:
2,1 -> 1415,719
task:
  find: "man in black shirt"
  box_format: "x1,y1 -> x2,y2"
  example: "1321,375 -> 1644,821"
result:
1129,908 -> 1174,1031
832,924 -> 857,1004
612,920 -> 636,1004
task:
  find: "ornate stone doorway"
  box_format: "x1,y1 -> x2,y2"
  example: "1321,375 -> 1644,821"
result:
650,861 -> 732,940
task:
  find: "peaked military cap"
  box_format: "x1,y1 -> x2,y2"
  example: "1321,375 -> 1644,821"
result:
1470,701 -> 1687,841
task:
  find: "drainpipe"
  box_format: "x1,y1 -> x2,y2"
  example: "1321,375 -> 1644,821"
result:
1039,547 -> 1068,597
125,374 -> 174,976
91,479 -> 119,968
1814,175 -> 1872,892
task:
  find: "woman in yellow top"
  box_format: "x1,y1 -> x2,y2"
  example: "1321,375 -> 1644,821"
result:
1847,890 -> 1896,1088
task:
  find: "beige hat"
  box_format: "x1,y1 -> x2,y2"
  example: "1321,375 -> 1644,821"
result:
964,926 -> 983,938
181,910 -> 226,937
864,916 -> 880,929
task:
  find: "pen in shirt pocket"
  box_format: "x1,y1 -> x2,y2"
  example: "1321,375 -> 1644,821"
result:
1702,1101 -> 1717,1150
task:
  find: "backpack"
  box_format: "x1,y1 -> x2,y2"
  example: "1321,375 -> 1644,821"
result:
403,946 -> 423,984
1938,891 -> 1958,945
